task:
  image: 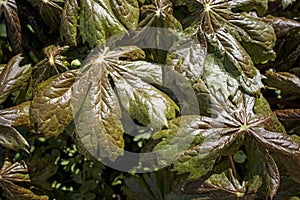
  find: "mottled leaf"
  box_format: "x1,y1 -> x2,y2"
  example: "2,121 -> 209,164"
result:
250,128 -> 300,183
149,87 -> 300,190
33,45 -> 178,161
203,53 -> 239,98
110,0 -> 139,30
172,0 -> 275,95
263,16 -> 300,38
265,154 -> 280,199
0,101 -> 30,127
31,70 -> 80,137
0,160 -> 48,200
79,0 -> 127,46
0,54 -> 31,104
60,0 -> 79,46
0,124 -> 30,153
1,0 -> 22,53
167,25 -> 207,83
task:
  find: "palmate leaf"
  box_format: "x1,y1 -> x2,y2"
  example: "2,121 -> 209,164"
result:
170,0 -> 275,96
148,88 -> 300,196
32,45 -> 179,161
139,0 -> 182,30
193,169 -> 261,199
0,160 -> 48,200
0,54 -> 31,104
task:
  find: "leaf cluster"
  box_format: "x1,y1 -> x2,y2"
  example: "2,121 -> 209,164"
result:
0,0 -> 299,199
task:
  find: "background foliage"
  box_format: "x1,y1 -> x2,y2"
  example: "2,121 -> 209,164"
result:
0,0 -> 300,199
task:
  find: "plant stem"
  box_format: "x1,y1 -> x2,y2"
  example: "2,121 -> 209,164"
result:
5,148 -> 10,160
228,154 -> 238,178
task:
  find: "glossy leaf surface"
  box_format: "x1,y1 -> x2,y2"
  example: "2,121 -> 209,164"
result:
0,55 -> 31,104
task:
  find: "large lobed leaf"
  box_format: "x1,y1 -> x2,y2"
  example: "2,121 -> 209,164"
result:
148,88 -> 300,196
32,45 -> 179,161
169,0 -> 275,96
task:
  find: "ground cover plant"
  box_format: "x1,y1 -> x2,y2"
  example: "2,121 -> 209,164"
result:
0,0 -> 300,199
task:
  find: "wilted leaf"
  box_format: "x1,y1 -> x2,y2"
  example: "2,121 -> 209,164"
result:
0,54 -> 31,104
60,0 -> 79,46
0,160 -> 48,200
0,124 -> 30,153
1,0 -> 22,53
0,101 -> 30,127
79,0 -> 127,46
